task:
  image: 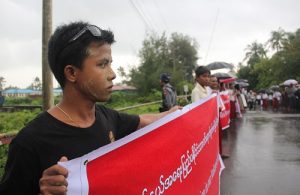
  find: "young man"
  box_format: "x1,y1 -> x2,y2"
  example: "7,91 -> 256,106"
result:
159,73 -> 177,112
0,21 -> 180,195
208,75 -> 219,93
191,66 -> 211,102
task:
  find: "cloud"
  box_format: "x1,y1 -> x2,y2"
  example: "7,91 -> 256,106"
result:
1,0 -> 300,88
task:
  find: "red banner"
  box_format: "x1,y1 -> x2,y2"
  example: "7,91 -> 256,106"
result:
61,95 -> 223,195
220,92 -> 231,130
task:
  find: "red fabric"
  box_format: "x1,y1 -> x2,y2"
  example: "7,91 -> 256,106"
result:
263,99 -> 268,109
273,98 -> 279,109
230,101 -> 236,119
220,77 -> 236,83
85,97 -> 221,195
220,94 -> 230,129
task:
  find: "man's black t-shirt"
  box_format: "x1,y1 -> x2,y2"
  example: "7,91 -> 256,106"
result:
0,105 -> 139,195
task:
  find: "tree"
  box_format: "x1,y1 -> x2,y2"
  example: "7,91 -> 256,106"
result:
243,41 -> 267,67
28,77 -> 42,90
126,32 -> 198,95
266,27 -> 287,52
0,77 -> 5,91
239,28 -> 300,90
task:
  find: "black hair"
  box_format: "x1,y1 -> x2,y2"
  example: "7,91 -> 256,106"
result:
234,84 -> 240,90
160,73 -> 171,83
195,66 -> 210,77
48,21 -> 115,88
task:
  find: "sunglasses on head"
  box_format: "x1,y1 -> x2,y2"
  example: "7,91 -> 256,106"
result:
68,25 -> 102,44
56,25 -> 102,63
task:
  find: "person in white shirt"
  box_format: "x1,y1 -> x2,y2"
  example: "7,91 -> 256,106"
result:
191,66 -> 211,102
272,90 -> 281,111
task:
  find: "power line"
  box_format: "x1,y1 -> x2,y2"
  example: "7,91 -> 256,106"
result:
129,0 -> 156,31
204,8 -> 220,65
152,0 -> 169,32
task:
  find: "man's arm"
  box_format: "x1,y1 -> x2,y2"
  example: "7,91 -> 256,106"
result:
164,88 -> 173,109
137,106 -> 181,129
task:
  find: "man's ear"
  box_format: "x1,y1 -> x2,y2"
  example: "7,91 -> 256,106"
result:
64,65 -> 78,83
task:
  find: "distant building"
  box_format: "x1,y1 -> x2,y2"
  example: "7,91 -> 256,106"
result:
2,88 -> 63,97
2,89 -> 41,97
53,88 -> 63,96
112,85 -> 136,92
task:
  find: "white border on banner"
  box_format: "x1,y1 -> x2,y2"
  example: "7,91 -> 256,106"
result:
219,91 -> 231,130
60,93 -> 217,195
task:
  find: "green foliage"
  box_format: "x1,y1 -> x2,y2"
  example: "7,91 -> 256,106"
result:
3,96 -> 61,106
123,104 -> 160,115
0,145 -> 9,178
0,109 -> 41,178
238,28 -> 300,90
103,90 -> 161,109
126,32 -> 198,96
0,110 -> 40,133
243,41 -> 267,67
4,97 -> 35,105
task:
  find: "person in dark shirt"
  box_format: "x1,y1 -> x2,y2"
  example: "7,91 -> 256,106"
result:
159,73 -> 177,112
0,21 -> 180,195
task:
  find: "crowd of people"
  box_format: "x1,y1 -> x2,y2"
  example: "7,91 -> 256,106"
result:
188,65 -> 300,116
245,84 -> 300,113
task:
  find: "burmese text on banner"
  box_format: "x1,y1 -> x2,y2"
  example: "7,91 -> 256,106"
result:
60,94 -> 224,195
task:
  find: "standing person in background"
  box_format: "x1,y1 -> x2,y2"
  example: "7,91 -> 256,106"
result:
209,76 -> 229,158
208,75 -> 219,93
262,92 -> 269,110
247,90 -> 255,110
227,83 -> 237,119
272,90 -> 281,112
0,21 -> 181,195
234,84 -> 244,117
0,91 -> 4,107
191,66 -> 211,102
256,92 -> 262,111
268,92 -> 273,110
159,73 -> 177,112
286,84 -> 297,113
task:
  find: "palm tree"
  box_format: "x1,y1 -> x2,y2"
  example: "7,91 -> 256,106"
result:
266,27 -> 287,52
243,41 -> 267,67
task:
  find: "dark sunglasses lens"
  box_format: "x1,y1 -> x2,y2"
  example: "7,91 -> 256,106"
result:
87,26 -> 102,37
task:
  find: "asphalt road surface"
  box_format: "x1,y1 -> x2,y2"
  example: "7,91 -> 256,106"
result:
220,110 -> 300,195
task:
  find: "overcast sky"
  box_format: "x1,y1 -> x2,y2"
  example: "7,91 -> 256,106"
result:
1,0 -> 300,88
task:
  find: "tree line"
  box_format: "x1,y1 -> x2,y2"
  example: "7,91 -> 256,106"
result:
238,27 -> 300,90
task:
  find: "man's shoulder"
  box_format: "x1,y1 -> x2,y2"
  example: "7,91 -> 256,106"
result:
12,112 -> 49,145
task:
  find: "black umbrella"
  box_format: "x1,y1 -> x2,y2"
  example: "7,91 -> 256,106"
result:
236,79 -> 248,83
205,61 -> 234,70
212,72 -> 232,79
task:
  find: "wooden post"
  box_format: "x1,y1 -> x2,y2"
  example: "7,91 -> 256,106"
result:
42,0 -> 53,110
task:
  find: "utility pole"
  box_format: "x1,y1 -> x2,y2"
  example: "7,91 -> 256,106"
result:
42,0 -> 53,110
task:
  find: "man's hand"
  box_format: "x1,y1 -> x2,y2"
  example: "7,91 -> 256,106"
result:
39,156 -> 69,195
167,105 -> 183,114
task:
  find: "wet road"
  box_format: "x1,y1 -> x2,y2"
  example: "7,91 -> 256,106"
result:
220,110 -> 300,195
